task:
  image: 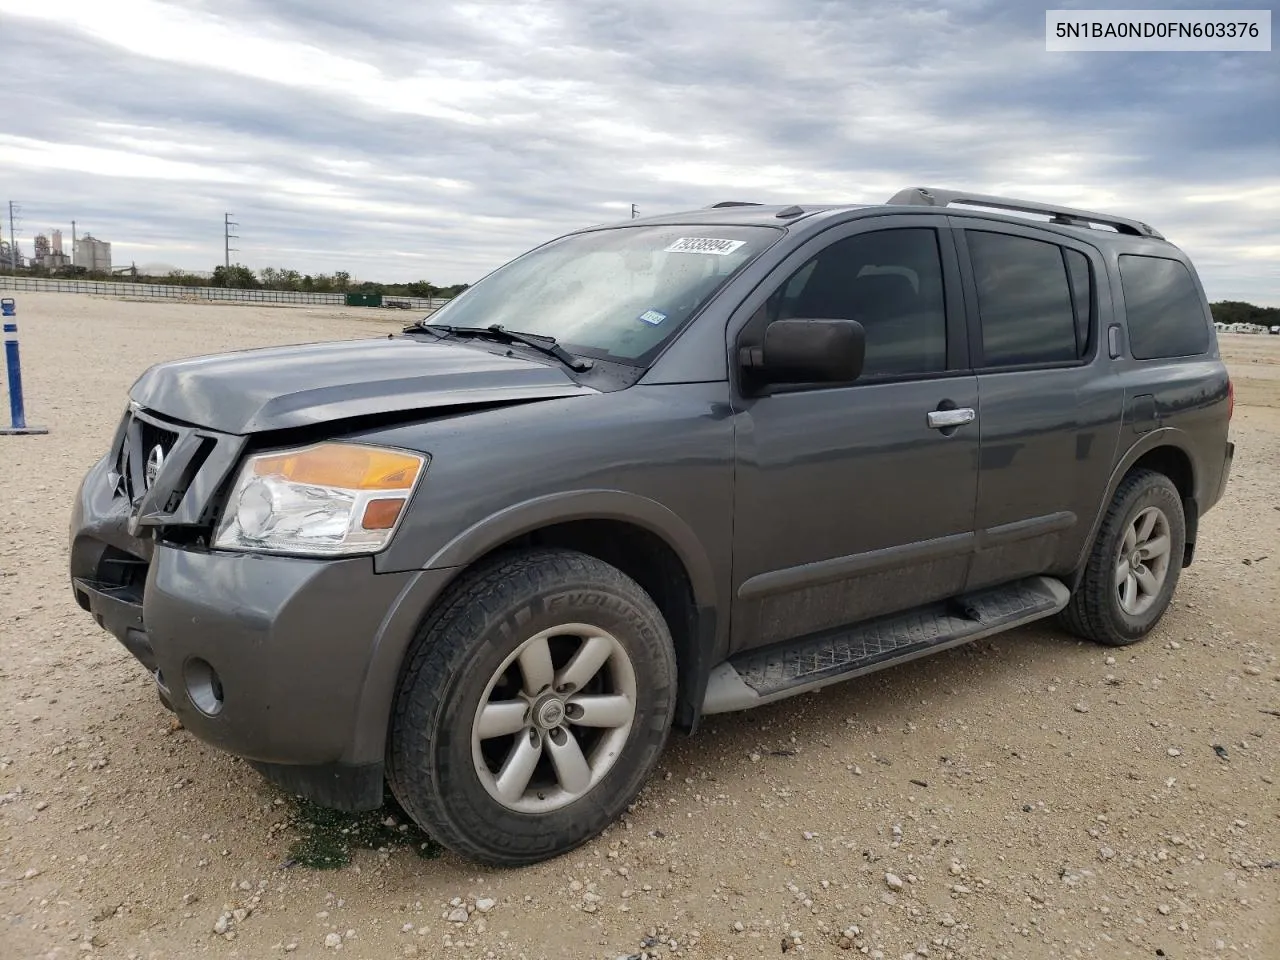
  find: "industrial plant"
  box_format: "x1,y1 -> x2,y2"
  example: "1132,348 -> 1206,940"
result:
31,230 -> 73,270
4,224 -> 112,274
73,233 -> 111,273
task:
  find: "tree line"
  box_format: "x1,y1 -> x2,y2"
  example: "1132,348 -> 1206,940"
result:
19,262 -> 470,299
206,264 -> 471,299
1209,301 -> 1279,326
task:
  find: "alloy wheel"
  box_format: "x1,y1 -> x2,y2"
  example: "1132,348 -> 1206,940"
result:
470,623 -> 637,813
1115,506 -> 1172,616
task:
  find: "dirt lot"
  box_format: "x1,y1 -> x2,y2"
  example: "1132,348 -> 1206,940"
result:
2,293 -> 1277,960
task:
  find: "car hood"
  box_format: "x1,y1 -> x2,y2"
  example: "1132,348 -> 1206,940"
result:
128,335 -> 597,434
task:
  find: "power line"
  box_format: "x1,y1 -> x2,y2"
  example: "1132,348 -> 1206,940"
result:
221,212 -> 236,268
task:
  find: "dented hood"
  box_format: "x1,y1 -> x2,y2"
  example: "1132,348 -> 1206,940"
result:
128,335 -> 597,434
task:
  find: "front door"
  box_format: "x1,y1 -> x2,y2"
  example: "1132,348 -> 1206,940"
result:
729,217 -> 980,653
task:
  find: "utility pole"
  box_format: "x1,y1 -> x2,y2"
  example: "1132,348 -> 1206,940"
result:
71,220 -> 77,270
630,204 -> 638,219
8,202 -> 19,272
224,213 -> 239,269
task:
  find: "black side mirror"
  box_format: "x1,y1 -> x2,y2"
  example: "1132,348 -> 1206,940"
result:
743,318 -> 866,385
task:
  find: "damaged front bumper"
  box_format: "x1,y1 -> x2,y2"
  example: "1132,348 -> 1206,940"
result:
69,406 -> 450,810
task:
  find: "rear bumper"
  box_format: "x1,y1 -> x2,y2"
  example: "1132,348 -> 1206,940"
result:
1197,439 -> 1235,520
70,453 -> 456,810
1217,440 -> 1234,504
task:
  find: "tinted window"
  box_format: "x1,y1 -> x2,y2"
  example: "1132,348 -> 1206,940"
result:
766,228 -> 947,377
1064,248 -> 1093,355
968,231 -> 1078,366
1119,255 -> 1211,360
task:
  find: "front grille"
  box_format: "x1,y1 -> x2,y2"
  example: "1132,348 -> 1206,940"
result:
113,409 -> 180,503
107,406 -> 242,533
111,418 -> 131,499
139,421 -> 179,472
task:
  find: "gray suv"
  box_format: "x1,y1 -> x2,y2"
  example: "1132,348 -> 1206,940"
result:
70,187 -> 1235,865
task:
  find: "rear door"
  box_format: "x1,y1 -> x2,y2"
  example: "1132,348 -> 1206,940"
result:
952,219 -> 1124,589
728,215 -> 980,653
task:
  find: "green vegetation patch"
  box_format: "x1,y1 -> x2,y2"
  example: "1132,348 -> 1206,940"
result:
284,791 -> 442,869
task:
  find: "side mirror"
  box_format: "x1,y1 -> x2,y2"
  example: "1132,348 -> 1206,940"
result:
744,318 -> 866,384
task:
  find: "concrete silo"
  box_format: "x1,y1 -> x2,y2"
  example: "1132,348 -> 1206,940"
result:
74,234 -> 112,273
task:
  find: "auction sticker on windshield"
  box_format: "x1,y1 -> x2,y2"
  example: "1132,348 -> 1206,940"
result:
664,237 -> 747,256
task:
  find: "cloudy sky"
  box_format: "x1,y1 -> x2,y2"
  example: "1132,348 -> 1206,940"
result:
0,0 -> 1275,302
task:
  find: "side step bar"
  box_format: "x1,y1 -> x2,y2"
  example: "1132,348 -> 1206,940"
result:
702,576 -> 1069,715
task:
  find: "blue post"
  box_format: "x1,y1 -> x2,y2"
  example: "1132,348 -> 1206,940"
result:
1,298 -> 49,436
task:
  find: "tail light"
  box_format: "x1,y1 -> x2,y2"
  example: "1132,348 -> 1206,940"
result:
1227,377 -> 1235,421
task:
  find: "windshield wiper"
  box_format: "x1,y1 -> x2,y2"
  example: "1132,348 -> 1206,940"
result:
407,321 -> 594,372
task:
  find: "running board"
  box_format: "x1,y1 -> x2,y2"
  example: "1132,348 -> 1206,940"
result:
702,576 -> 1069,715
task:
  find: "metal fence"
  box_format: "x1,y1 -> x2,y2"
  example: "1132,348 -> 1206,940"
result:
0,275 -> 450,313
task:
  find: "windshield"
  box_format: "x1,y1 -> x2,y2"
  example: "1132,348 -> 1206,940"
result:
424,224 -> 779,364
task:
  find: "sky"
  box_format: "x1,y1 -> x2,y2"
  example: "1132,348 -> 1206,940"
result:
0,0 -> 1275,302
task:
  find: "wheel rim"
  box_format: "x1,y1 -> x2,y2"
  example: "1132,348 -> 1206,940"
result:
470,623 -> 637,814
1115,506 -> 1172,616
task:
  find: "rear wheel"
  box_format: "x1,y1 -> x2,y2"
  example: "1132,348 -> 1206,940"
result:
1060,469 -> 1186,646
387,548 -> 677,866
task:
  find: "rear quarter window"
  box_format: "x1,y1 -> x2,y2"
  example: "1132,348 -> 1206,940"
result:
1118,255 -> 1211,360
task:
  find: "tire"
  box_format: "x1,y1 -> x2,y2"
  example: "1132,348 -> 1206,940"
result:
1060,469 -> 1186,646
386,548 -> 677,866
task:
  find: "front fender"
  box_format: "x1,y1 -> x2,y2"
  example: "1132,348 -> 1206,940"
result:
348,489 -> 723,760
422,488 -> 719,611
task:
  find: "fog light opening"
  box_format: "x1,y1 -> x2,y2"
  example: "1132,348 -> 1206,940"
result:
185,658 -> 225,716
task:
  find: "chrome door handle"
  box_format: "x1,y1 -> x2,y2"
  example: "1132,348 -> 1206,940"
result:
927,407 -> 976,429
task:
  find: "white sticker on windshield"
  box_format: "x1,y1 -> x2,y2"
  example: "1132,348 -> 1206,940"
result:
663,237 -> 746,256
638,309 -> 667,325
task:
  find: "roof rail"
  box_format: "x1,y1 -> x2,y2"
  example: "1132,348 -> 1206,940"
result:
707,201 -> 763,208
886,187 -> 1164,240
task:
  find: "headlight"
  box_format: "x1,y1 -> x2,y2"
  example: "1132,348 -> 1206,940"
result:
213,442 -> 427,556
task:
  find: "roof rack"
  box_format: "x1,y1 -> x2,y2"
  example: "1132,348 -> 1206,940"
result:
707,201 -> 763,208
886,187 -> 1164,240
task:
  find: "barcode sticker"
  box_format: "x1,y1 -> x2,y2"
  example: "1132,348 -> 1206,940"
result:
663,237 -> 746,256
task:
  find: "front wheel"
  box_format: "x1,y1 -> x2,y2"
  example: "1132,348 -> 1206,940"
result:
1060,469 -> 1186,646
387,548 -> 677,866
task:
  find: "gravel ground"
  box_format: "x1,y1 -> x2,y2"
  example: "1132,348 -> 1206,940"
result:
2,293 -> 1277,960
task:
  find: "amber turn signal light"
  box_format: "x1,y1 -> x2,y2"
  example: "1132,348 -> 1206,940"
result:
362,497 -> 406,530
